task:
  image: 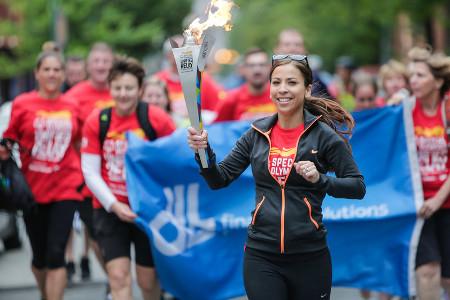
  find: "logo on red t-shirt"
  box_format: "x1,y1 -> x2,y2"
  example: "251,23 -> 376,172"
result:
268,122 -> 304,184
32,110 -> 73,169
415,125 -> 448,182
269,147 -> 296,183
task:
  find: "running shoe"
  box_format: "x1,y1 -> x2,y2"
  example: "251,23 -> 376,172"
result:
66,261 -> 75,282
80,256 -> 91,280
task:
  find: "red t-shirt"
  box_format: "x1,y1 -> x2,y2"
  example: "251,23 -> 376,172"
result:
268,122 -> 305,185
81,105 -> 176,208
214,84 -> 276,122
65,80 -> 114,123
3,91 -> 84,203
155,70 -> 226,117
413,100 -> 450,209
66,80 -> 113,198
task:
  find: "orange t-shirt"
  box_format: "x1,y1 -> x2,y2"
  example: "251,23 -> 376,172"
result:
3,91 -> 84,203
81,105 -> 176,208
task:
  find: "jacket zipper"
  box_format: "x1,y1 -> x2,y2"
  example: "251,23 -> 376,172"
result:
251,196 -> 266,225
251,115 -> 322,253
303,197 -> 319,229
280,184 -> 286,253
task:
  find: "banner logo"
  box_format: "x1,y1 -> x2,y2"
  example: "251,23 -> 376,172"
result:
149,183 -> 215,256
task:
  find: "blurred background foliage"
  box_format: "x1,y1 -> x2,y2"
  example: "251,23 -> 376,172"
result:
0,0 -> 191,78
230,0 -> 450,69
0,0 -> 449,77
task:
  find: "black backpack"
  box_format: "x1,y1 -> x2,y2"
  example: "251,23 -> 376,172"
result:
0,155 -> 35,214
99,101 -> 157,145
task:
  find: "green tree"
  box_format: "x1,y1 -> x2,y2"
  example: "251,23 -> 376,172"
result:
0,0 -> 192,78
0,0 -> 51,78
230,0 -> 450,70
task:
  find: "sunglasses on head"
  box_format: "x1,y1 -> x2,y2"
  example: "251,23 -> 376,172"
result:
272,54 -> 309,66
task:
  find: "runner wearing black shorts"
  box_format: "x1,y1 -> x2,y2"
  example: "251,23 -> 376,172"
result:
81,56 -> 176,299
94,209 -> 154,267
25,201 -> 78,270
1,51 -> 85,300
408,46 -> 450,299
416,209 -> 450,278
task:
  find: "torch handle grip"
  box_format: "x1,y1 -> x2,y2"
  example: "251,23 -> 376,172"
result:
198,148 -> 208,168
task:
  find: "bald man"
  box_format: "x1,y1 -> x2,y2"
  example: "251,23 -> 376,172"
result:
275,29 -> 330,98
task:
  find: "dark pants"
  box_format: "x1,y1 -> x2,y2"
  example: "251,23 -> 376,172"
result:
244,247 -> 332,300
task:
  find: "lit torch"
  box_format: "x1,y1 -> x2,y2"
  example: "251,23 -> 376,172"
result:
171,0 -> 236,168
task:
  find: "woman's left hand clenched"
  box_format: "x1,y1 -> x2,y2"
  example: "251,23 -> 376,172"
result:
418,197 -> 441,219
294,161 -> 320,183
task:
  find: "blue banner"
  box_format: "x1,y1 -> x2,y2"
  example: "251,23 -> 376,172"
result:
323,106 -> 422,297
125,105 -> 422,299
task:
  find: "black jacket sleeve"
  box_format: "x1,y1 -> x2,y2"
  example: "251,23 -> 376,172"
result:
316,134 -> 366,199
196,129 -> 252,189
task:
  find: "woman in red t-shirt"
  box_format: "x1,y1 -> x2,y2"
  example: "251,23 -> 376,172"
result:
81,57 -> 175,300
408,46 -> 450,299
0,51 -> 83,300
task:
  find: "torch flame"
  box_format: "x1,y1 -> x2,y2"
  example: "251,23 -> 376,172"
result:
186,0 -> 236,42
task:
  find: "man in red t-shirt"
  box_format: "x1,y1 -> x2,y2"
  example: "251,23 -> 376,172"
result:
154,35 -> 226,124
64,42 -> 114,283
66,42 -> 114,122
274,28 -> 330,98
62,56 -> 87,93
215,48 -> 275,122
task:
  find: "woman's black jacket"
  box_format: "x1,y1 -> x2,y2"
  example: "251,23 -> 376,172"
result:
198,110 -> 366,254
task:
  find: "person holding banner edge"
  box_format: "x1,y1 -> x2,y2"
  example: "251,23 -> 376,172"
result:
187,54 -> 365,299
407,46 -> 450,300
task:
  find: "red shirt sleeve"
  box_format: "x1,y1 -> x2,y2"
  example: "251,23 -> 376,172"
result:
147,105 -> 176,138
201,74 -> 226,111
62,95 -> 83,143
81,110 -> 101,155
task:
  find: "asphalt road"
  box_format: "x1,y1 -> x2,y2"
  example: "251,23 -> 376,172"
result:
0,217 -> 400,300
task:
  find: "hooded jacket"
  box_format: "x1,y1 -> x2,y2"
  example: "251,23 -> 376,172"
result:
199,110 -> 365,254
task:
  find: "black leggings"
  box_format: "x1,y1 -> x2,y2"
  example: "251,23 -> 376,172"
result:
244,247 -> 332,300
24,201 -> 77,269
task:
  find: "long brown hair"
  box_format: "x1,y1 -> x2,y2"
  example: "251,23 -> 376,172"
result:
270,59 -> 355,145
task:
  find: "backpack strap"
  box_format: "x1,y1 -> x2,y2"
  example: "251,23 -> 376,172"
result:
98,103 -> 156,145
136,102 -> 157,141
99,107 -> 112,147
